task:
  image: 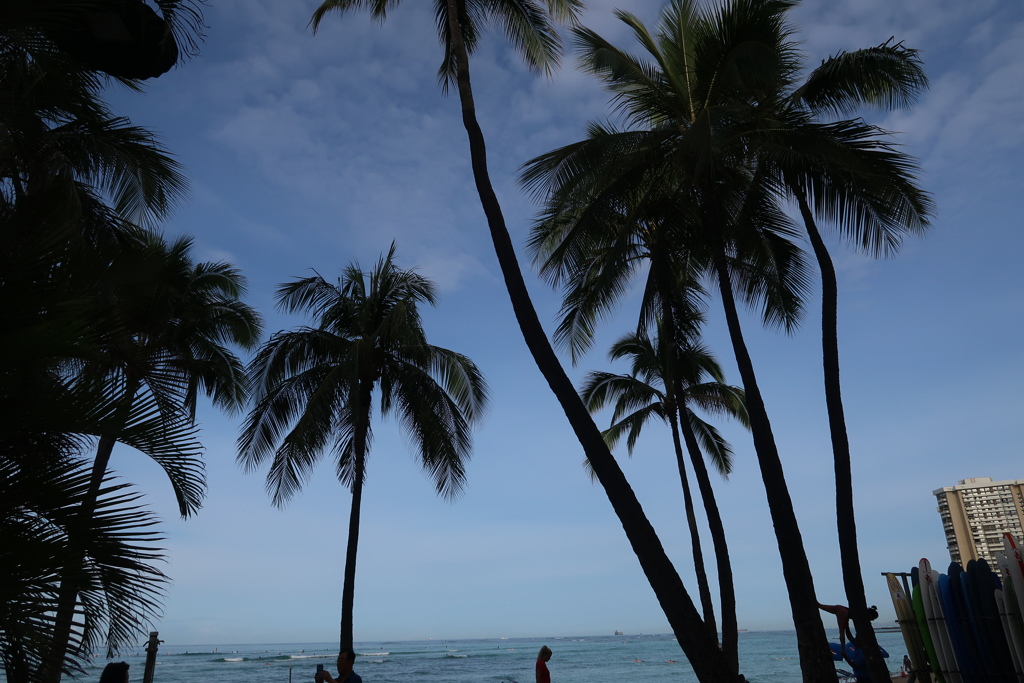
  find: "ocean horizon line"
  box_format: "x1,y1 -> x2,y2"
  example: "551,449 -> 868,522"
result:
148,629 -> 804,651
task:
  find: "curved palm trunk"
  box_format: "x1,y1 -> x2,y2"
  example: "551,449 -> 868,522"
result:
44,378 -> 141,683
677,406 -> 740,673
702,189 -> 833,683
652,267 -> 722,655
442,4 -> 736,680
667,396 -> 719,643
795,189 -> 889,683
339,382 -> 372,652
654,257 -> 739,672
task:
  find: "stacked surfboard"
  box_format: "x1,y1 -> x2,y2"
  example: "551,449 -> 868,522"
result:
886,533 -> 1024,683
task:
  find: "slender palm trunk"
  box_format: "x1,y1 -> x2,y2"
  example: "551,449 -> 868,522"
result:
667,397 -> 718,642
339,454 -> 364,652
44,378 -> 140,683
795,190 -> 889,683
702,189 -> 833,683
442,4 -> 736,680
653,269 -> 719,650
654,254 -> 738,671
340,382 -> 372,652
677,406 -> 739,673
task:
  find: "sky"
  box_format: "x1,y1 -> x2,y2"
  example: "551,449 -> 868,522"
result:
98,0 -> 1024,648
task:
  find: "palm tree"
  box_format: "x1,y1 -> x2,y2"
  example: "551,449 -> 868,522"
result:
308,3 -> 742,679
2,10 -> 234,679
581,327 -> 748,665
748,42 -> 934,682
238,245 -> 489,651
523,173 -> 772,672
0,235 -> 206,678
75,232 -> 261,509
517,1 -> 876,678
43,232 -> 262,682
0,227 -> 233,681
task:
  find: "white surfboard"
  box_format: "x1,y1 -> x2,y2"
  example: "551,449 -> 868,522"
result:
1004,534 -> 1024,605
999,539 -> 1024,674
887,572 -> 927,673
921,559 -> 961,683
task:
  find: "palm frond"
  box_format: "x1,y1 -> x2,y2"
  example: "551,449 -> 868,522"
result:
0,457 -> 167,676
241,246 -> 487,508
794,39 -> 927,118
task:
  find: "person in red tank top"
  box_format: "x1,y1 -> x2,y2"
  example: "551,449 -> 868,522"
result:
536,645 -> 552,683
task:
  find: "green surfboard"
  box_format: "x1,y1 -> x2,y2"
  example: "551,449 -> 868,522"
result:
914,580 -> 945,683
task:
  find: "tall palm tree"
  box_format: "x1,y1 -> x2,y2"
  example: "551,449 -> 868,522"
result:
518,1 -> 874,679
238,245 -> 489,651
44,232 -> 262,682
523,178 -> 771,673
581,327 -> 748,666
770,44 -> 934,682
308,3 -> 743,679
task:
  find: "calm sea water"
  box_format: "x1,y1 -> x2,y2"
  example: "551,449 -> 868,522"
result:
69,630 -> 910,683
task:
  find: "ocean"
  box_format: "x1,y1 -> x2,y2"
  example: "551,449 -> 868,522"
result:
70,630 -> 911,683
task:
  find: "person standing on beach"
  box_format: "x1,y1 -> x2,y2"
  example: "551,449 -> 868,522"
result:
903,654 -> 917,683
315,648 -> 362,683
536,645 -> 552,683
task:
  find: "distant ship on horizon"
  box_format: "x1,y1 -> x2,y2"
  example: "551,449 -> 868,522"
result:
614,630 -> 623,636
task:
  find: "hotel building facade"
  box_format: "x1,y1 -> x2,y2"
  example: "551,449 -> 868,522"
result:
933,477 -> 1024,564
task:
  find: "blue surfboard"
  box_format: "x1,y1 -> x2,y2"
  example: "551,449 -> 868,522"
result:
829,642 -> 888,673
957,561 -> 993,681
939,571 -> 975,683
949,564 -> 981,678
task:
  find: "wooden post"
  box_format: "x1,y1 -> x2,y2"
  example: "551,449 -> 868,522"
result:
142,632 -> 161,683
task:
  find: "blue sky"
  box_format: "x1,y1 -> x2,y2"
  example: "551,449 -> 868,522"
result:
102,0 -> 1024,646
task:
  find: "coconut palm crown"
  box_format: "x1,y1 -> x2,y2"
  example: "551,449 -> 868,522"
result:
310,0 -> 583,89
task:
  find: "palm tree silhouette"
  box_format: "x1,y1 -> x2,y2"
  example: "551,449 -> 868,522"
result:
581,326 -> 748,666
516,1 -> 911,678
47,233 -> 261,680
238,244 -> 489,651
773,42 -> 933,682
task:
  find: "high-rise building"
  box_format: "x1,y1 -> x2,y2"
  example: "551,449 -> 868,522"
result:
933,477 -> 1024,564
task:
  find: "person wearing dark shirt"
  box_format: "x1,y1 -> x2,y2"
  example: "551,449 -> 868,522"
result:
315,648 -> 362,683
